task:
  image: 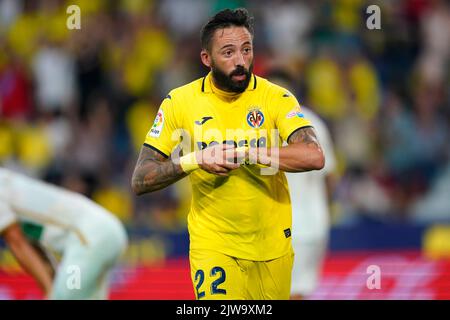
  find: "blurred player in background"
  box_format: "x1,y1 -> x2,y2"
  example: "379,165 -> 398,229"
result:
267,70 -> 337,300
0,168 -> 128,299
132,8 -> 324,300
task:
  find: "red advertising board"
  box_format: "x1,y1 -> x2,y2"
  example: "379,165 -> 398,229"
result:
1,251 -> 449,300
311,251 -> 450,300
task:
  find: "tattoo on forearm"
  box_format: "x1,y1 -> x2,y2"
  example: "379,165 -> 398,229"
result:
132,147 -> 187,194
288,127 -> 321,148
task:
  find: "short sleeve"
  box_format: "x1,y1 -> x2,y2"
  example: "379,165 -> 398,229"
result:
271,89 -> 312,142
143,94 -> 182,157
0,200 -> 17,234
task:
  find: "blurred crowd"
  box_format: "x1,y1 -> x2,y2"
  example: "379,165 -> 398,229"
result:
0,0 -> 449,232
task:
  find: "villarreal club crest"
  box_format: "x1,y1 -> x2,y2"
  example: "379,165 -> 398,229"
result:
247,108 -> 265,129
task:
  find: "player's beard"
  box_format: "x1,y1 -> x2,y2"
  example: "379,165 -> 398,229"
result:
211,62 -> 253,93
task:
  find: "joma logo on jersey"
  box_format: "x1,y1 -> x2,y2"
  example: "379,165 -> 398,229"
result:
247,108 -> 265,128
196,137 -> 267,150
195,116 -> 213,125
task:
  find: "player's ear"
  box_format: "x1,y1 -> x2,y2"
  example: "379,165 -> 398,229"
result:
200,49 -> 211,68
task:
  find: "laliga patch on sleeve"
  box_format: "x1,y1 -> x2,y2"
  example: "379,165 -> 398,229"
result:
149,109 -> 164,137
286,105 -> 304,119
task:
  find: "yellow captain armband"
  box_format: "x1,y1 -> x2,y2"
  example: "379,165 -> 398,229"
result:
179,152 -> 200,174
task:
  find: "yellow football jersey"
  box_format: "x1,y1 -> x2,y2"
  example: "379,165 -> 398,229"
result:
144,72 -> 312,261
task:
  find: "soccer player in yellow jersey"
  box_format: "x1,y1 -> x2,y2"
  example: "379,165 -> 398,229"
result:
131,8 -> 325,300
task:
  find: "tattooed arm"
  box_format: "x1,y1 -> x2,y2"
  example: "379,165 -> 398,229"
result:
256,127 -> 325,172
131,146 -> 187,195
280,126 -> 325,172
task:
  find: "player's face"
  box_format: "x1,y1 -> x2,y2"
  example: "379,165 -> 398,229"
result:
201,26 -> 254,93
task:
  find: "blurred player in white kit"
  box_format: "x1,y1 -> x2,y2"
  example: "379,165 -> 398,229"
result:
286,107 -> 337,300
267,70 -> 337,299
0,168 -> 128,299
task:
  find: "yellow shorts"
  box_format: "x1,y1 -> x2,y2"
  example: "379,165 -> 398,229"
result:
189,248 -> 294,300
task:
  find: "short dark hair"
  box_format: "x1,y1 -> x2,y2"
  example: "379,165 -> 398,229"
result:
200,8 -> 254,51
